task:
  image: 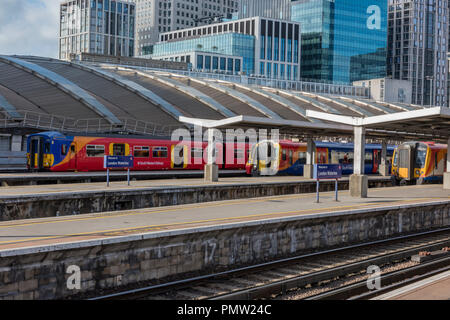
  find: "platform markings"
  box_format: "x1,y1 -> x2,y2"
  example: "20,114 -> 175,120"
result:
0,196 -> 447,247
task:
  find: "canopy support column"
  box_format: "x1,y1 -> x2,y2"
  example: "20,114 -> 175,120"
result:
205,128 -> 219,182
379,140 -> 390,176
304,138 -> 315,179
350,126 -> 368,198
444,138 -> 450,190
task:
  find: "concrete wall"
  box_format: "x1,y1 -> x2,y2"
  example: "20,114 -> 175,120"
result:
0,200 -> 449,299
0,178 -> 392,221
353,78 -> 412,104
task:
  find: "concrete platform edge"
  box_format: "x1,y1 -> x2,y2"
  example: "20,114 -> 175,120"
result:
2,198 -> 449,258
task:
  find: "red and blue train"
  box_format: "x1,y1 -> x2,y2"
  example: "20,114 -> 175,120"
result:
245,140 -> 395,176
27,132 -> 395,175
27,131 -> 250,172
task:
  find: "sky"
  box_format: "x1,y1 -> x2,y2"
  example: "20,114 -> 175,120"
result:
0,0 -> 61,58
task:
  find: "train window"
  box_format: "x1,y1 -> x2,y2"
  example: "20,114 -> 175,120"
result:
289,150 -> 293,165
234,148 -> 245,159
86,145 -> 105,157
113,144 -> 126,156
298,152 -> 306,164
330,150 -> 339,164
393,152 -> 398,166
153,147 -> 168,158
365,152 -> 373,164
70,145 -> 75,153
282,149 -> 287,161
191,148 -> 203,159
61,144 -> 68,156
44,142 -> 50,153
415,145 -> 427,168
134,146 -> 150,158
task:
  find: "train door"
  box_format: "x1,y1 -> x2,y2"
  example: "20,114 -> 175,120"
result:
29,136 -> 44,170
398,144 -> 414,181
171,144 -> 188,169
373,150 -> 380,174
68,142 -> 77,170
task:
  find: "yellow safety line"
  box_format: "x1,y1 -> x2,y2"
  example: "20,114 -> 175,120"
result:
0,191 -> 341,229
0,197 -> 446,246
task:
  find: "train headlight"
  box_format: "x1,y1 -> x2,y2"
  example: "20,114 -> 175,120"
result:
415,170 -> 420,176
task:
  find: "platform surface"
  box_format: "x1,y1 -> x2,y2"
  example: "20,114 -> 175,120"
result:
0,184 -> 449,253
0,175 -> 388,198
373,270 -> 450,300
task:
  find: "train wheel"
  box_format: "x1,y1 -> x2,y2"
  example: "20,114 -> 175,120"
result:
391,176 -> 399,186
399,179 -> 408,186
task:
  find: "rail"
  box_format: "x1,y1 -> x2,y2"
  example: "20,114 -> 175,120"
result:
92,63 -> 371,99
0,111 -> 183,136
89,228 -> 450,300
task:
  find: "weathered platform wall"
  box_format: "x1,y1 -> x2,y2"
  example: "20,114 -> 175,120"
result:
0,200 -> 448,300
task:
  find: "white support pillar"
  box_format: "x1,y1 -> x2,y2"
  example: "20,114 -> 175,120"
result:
444,138 -> 450,190
350,126 -> 368,198
204,128 -> 219,182
303,138 -> 315,179
379,140 -> 390,176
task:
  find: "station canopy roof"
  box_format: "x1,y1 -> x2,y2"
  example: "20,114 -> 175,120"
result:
306,107 -> 450,142
181,106 -> 450,142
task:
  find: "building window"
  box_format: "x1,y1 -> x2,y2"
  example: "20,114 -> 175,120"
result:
197,54 -> 204,69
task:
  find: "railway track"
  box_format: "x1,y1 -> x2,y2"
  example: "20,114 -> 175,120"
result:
90,228 -> 450,301
305,256 -> 450,300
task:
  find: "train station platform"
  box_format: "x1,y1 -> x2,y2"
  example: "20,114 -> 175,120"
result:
0,184 -> 449,299
0,170 -> 246,187
373,270 -> 450,300
0,175 -> 392,221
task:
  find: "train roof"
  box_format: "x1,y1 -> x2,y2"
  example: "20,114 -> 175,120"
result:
315,141 -> 396,150
28,131 -> 173,141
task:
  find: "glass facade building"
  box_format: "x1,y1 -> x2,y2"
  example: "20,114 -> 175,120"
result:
291,0 -> 387,84
238,0 -> 292,20
387,0 -> 448,107
153,33 -> 252,74
59,0 -> 135,60
135,0 -> 240,56
149,17 -> 301,80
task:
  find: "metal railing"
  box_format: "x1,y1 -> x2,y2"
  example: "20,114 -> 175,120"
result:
0,111 -> 182,136
94,63 -> 371,99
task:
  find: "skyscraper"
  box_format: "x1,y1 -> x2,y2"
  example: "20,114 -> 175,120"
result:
59,0 -> 136,60
387,0 -> 448,107
237,0 -> 292,20
135,0 -> 240,56
291,0 -> 388,84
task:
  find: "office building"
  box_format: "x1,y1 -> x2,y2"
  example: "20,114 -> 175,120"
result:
147,16 -> 302,80
387,0 -> 448,107
353,78 -> 413,104
237,0 -> 292,20
59,0 -> 136,60
291,0 -> 388,84
135,0 -> 240,56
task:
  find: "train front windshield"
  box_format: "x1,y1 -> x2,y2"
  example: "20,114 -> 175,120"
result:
414,145 -> 427,168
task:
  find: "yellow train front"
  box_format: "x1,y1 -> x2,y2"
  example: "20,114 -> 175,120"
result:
391,142 -> 447,185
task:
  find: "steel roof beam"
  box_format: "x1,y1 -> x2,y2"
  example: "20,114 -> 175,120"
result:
132,70 -> 236,118
0,55 -> 122,125
230,83 -> 315,122
71,63 -> 186,122
0,93 -> 22,119
196,79 -> 283,119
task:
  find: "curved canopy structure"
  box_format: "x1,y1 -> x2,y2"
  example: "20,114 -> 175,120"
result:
0,55 -> 429,138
